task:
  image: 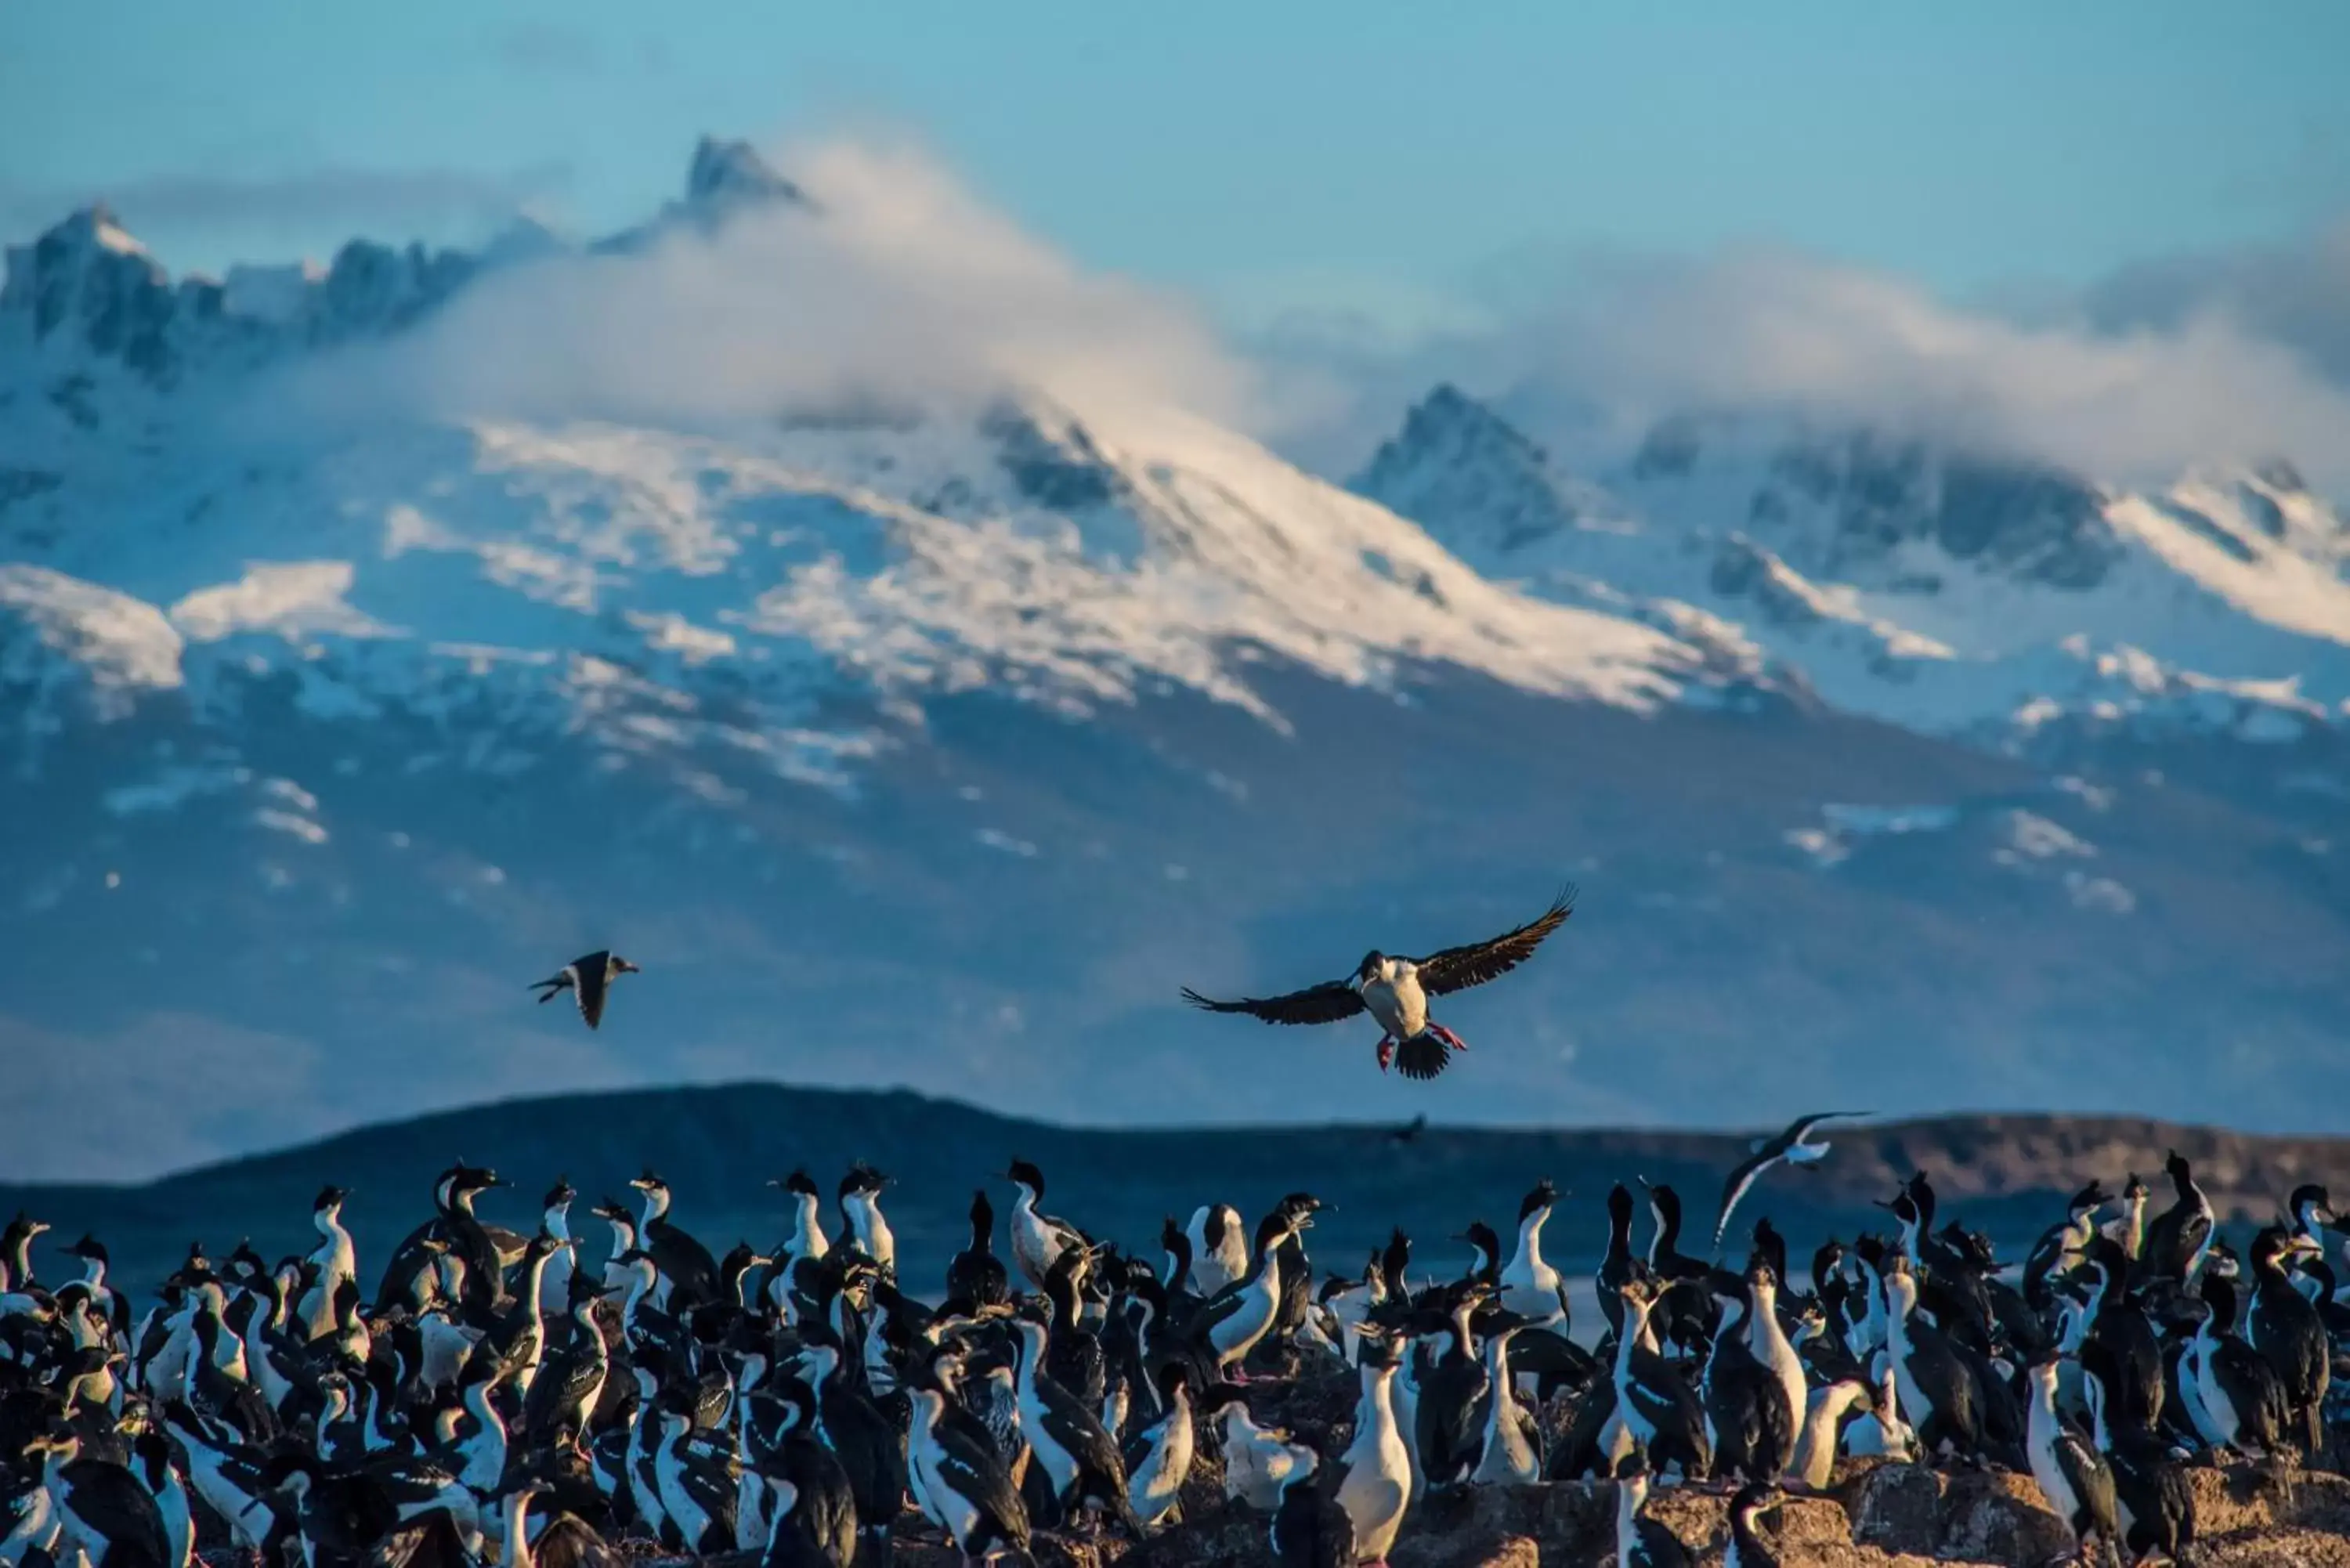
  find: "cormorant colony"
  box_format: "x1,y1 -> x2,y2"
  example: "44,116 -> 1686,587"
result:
2,1138 -> 2346,1567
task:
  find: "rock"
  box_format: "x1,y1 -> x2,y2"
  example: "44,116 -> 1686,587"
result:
1459,1535 -> 1539,1568
1939,1469 -> 2073,1564
1839,1461 -> 1943,1555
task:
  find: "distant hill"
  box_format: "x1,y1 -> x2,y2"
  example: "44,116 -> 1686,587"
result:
2,1081 -> 2341,1300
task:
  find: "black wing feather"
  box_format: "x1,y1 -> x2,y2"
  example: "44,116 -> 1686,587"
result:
1180,980 -> 1365,1027
1412,889 -> 1574,998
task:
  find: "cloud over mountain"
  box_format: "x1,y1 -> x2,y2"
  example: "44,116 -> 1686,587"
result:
291,136 -> 1253,439
1261,236 -> 2350,489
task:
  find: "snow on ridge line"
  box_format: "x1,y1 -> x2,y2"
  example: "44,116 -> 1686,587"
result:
1351,385 -> 2350,745
0,399 -> 1710,768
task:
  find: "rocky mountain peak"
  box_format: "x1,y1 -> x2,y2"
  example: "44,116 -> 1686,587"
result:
1352,384 -> 1618,554
685,135 -> 806,211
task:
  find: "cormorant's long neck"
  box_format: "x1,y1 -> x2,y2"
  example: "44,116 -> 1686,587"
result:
1603,1208 -> 1630,1268
1614,1306 -> 1647,1382
1511,1209 -> 1548,1274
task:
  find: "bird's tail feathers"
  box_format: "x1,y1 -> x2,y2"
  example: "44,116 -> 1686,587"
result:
1395,1033 -> 1452,1082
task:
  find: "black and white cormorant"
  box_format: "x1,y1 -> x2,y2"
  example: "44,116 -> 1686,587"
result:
1723,1483 -> 1784,1568
1180,890 -> 1574,1078
746,1377 -> 859,1568
1498,1179 -> 1571,1337
1002,1162 -> 1086,1293
649,1401 -> 736,1555
905,1368 -> 1032,1568
530,951 -> 639,1029
1611,1454 -> 1691,1568
797,1331 -> 908,1561
1185,1204 -> 1247,1296
2135,1150 -> 2214,1288
1613,1274 -> 1712,1480
1597,1184 -> 1636,1339
1468,1306 -> 1543,1485
1701,1270 -> 1793,1487
627,1171 -> 721,1313
525,1270 -> 616,1447
2243,1223 -> 2330,1455
1121,1360 -> 1194,1530
829,1165 -> 891,1278
1191,1206 -> 1311,1382
1007,1315 -> 1138,1535
2080,1339 -> 2196,1568
2023,1357 -> 2120,1568
2186,1267 -> 2288,1458
1880,1260 -> 1982,1461
22,1424 -> 172,1568
1269,1447 -> 1354,1568
942,1190 -> 1011,1316
1333,1332 -> 1412,1565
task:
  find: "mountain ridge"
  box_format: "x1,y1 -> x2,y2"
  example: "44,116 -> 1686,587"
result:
5,1078 -> 2346,1300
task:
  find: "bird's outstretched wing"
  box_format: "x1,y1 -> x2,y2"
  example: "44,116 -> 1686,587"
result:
1181,980 -> 1365,1027
1782,1109 -> 1867,1142
1712,1150 -> 1780,1252
1412,888 -> 1575,997
575,967 -> 609,1029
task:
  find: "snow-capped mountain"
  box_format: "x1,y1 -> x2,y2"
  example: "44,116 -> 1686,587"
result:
2,142 -> 2345,1179
1354,386 -> 2350,747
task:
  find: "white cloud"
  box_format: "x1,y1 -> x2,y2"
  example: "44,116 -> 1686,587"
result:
1267,242 -> 2350,486
293,136 -> 1252,439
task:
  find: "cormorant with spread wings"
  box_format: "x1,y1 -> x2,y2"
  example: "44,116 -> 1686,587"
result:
1181,890 -> 1574,1080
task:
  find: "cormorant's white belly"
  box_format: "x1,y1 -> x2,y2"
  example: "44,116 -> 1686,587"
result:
1361,972 -> 1428,1039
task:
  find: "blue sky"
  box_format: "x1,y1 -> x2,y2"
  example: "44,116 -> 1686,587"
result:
5,2 -> 2347,327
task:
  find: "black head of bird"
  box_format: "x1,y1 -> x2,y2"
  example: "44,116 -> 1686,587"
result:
2068,1180 -> 2111,1216
312,1186 -> 349,1212
2164,1149 -> 2192,1182
765,1169 -> 820,1200
1519,1180 -> 1559,1220
1278,1192 -> 1326,1225
1253,1212 -> 1298,1255
543,1178 -> 576,1209
840,1163 -> 889,1198
591,1197 -> 631,1223
1004,1159 -> 1047,1195
629,1169 -> 667,1195
2287,1183 -> 2340,1231
452,1163 -> 506,1194
62,1234 -> 108,1264
1353,951 -> 1385,985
